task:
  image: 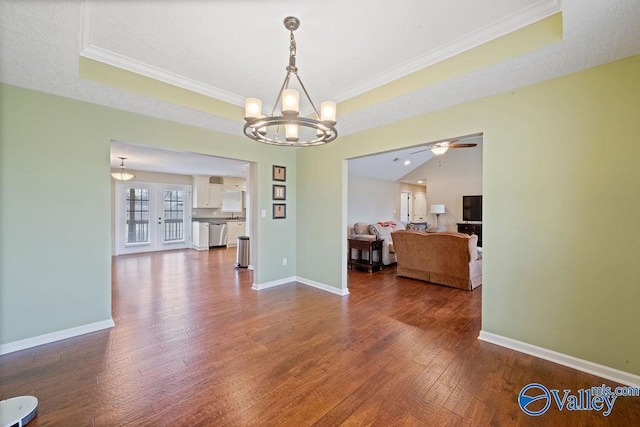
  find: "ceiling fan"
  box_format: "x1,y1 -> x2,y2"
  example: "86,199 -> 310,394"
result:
410,139 -> 477,156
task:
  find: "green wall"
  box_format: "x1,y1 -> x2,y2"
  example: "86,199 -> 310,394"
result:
296,55 -> 640,375
3,55 -> 639,376
0,84 -> 297,345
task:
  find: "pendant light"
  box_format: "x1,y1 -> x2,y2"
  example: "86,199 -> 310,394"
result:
111,157 -> 135,181
243,17 -> 337,147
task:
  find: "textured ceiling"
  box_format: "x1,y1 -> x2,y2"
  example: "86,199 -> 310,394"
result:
82,0 -> 547,108
110,141 -> 249,177
1,0 -> 639,177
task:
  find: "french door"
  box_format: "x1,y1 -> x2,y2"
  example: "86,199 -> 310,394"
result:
115,182 -> 191,255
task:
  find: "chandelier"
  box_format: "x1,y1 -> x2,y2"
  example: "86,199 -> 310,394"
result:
111,157 -> 135,181
243,17 -> 337,147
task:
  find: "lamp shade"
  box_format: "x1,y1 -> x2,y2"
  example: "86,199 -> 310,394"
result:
244,98 -> 262,120
281,89 -> 299,116
320,101 -> 337,125
111,170 -> 135,181
111,157 -> 135,181
430,204 -> 445,214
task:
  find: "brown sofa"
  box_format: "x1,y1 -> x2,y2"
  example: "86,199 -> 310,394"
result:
391,230 -> 482,290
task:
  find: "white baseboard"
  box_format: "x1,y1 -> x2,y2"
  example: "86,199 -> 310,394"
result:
0,319 -> 115,356
252,276 -> 297,291
478,330 -> 640,388
295,276 -> 349,296
252,276 -> 349,296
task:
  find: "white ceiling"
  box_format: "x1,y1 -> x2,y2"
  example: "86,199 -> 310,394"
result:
82,0 -> 549,109
348,135 -> 482,182
1,0 -> 639,177
110,141 -> 249,177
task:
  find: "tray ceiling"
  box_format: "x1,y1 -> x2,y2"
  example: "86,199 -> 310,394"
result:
1,1 -> 639,178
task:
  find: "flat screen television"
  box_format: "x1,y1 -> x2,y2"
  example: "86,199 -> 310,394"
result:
463,195 -> 482,222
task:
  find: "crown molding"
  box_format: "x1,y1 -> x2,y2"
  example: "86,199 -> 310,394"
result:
79,1 -> 245,107
79,45 -> 246,107
78,0 -> 560,112
331,0 -> 561,103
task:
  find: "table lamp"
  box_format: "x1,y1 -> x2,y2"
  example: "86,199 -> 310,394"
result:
430,204 -> 445,226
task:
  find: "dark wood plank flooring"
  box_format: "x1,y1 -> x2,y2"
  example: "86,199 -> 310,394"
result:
1,248 -> 638,426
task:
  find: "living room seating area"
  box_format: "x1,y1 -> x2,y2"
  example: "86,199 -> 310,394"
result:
348,221 -> 401,266
392,230 -> 482,290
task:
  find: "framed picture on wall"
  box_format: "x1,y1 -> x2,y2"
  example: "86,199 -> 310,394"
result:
273,184 -> 286,200
273,203 -> 286,219
273,165 -> 286,181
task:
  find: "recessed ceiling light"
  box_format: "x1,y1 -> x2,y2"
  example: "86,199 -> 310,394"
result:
404,160 -> 411,165
417,180 -> 424,184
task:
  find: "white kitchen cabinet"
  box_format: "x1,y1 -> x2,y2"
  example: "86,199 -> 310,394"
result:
209,184 -> 223,209
223,177 -> 247,191
192,221 -> 210,250
221,189 -> 243,212
226,221 -> 246,246
192,176 -> 211,208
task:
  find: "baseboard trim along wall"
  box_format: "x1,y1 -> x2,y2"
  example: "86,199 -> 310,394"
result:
295,276 -> 349,296
478,330 -> 640,388
252,276 -> 297,291
0,318 -> 115,356
252,276 -> 349,296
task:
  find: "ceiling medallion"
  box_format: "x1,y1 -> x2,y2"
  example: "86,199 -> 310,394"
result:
243,16 -> 337,147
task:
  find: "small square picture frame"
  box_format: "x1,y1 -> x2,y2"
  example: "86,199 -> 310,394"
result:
273,203 -> 286,219
273,165 -> 286,182
272,184 -> 286,201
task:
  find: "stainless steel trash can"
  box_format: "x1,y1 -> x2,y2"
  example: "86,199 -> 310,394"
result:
235,236 -> 250,268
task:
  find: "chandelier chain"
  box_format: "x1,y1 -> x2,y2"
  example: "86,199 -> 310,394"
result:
289,30 -> 296,59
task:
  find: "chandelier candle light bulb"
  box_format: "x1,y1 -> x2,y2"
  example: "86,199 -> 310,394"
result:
244,98 -> 262,120
242,16 -> 337,147
320,101 -> 336,125
282,89 -> 300,116
285,124 -> 299,142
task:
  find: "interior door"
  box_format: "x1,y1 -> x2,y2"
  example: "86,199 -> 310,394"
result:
115,182 -> 191,255
414,192 -> 427,221
400,191 -> 412,223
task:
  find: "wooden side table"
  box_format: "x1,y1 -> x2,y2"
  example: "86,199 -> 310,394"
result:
348,238 -> 383,272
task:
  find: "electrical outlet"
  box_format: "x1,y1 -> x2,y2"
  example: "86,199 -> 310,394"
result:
282,257 -> 287,266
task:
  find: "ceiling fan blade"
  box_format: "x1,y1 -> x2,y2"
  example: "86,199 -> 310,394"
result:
449,143 -> 477,148
410,148 -> 430,154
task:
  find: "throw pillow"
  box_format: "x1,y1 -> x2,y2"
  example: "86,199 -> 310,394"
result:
367,224 -> 381,240
353,222 -> 369,235
406,222 -> 429,232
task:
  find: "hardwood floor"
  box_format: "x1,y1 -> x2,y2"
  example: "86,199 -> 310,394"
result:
1,248 -> 638,426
